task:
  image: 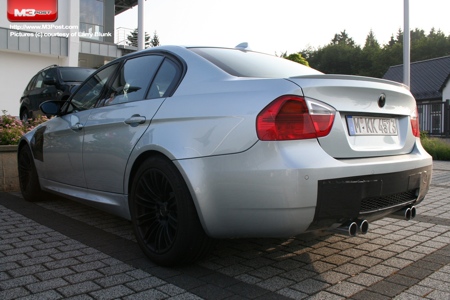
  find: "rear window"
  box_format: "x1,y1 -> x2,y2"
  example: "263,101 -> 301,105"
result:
59,68 -> 95,82
189,47 -> 322,78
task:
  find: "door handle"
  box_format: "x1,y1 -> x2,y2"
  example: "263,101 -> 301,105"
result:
125,115 -> 146,126
71,123 -> 84,131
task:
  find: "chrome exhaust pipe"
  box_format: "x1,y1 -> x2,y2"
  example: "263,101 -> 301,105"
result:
410,206 -> 417,219
391,206 -> 416,220
356,219 -> 369,234
334,221 -> 358,236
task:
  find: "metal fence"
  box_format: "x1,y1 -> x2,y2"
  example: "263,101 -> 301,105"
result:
417,100 -> 450,136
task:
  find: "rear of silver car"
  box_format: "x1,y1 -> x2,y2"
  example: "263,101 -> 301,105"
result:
178,73 -> 432,238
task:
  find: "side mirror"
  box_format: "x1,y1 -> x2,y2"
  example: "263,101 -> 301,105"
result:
40,100 -> 62,116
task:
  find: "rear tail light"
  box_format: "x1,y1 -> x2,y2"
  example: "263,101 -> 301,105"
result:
256,95 -> 335,141
411,107 -> 420,137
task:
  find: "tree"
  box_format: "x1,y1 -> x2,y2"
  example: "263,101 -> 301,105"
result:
305,30 -> 362,75
126,28 -> 150,48
150,31 -> 160,47
360,30 -> 383,77
294,28 -> 450,78
281,52 -> 310,66
331,30 -> 356,47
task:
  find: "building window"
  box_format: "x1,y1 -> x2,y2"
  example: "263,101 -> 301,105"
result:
80,0 -> 104,41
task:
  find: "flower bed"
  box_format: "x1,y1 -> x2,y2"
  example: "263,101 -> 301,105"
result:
0,111 -> 48,191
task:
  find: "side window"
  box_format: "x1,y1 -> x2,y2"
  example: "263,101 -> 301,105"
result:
101,55 -> 163,106
147,59 -> 181,99
34,72 -> 45,89
44,68 -> 57,82
68,63 -> 118,112
26,75 -> 37,91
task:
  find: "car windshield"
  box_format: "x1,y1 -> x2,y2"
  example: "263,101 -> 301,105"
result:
189,47 -> 322,78
59,68 -> 94,82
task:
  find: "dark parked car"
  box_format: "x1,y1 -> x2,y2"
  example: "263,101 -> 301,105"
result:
19,65 -> 94,122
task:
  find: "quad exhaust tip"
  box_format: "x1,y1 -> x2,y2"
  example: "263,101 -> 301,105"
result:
356,219 -> 369,234
334,219 -> 368,236
332,206 -> 417,237
391,206 -> 417,221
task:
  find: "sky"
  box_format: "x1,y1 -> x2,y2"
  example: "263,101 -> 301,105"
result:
115,0 -> 450,55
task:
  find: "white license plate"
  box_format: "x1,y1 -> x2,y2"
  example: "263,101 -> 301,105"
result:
346,116 -> 398,136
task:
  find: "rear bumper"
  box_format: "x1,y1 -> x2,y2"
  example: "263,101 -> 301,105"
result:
307,165 -> 431,231
176,139 -> 432,238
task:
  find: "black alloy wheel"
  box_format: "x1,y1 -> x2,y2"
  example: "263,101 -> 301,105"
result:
129,156 -> 212,266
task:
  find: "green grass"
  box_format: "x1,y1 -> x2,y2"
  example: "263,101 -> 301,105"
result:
421,135 -> 450,161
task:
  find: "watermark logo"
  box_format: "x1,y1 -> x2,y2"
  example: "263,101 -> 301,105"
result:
7,0 -> 58,22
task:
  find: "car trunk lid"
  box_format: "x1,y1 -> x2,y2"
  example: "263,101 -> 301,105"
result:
287,75 -> 417,158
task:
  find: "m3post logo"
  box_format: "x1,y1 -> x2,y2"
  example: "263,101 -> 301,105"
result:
7,0 -> 58,22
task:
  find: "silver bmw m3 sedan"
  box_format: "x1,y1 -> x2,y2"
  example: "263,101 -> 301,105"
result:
18,45 -> 432,266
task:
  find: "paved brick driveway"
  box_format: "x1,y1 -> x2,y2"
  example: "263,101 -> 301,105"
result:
1,161 -> 449,299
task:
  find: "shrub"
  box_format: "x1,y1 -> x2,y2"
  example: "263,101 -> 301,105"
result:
0,110 -> 48,145
421,135 -> 450,161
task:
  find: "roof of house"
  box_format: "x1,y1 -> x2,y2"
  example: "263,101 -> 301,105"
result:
383,56 -> 450,101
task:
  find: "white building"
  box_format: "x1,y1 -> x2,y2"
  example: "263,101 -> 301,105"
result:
0,0 -> 137,116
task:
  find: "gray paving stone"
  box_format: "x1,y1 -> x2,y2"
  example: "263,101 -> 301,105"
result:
398,265 -> 435,280
326,281 -> 366,297
44,258 -> 81,269
387,274 -> 420,286
64,270 -> 104,284
124,276 -> 166,291
123,289 -> 168,300
315,270 -> 349,285
35,267 -> 75,280
347,272 -> 384,286
0,287 -> 30,300
333,263 -> 366,276
0,253 -> 29,263
393,292 -> 425,300
57,281 -> 102,298
256,276 -> 295,291
97,263 -> 135,275
382,257 -> 414,269
291,278 -> 330,295
0,275 -> 39,290
77,253 -> 110,263
7,264 -> 48,277
71,261 -> 108,272
248,266 -> 284,280
156,284 -> 186,296
426,289 -> 450,299
26,278 -> 69,293
17,290 -> 64,299
367,280 -> 409,297
352,289 -> 391,300
306,290 -> 345,300
302,261 -> 335,273
27,248 -> 60,258
352,256 -> 383,267
277,287 -> 308,299
366,264 -> 399,277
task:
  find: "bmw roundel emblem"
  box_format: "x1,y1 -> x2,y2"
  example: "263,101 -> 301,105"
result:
378,93 -> 386,108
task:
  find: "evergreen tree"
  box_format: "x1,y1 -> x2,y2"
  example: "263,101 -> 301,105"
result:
295,28 -> 450,78
126,28 -> 150,48
150,31 -> 160,47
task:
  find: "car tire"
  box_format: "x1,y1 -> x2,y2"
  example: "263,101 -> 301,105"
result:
129,156 -> 212,266
18,146 -> 45,202
20,109 -> 30,123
